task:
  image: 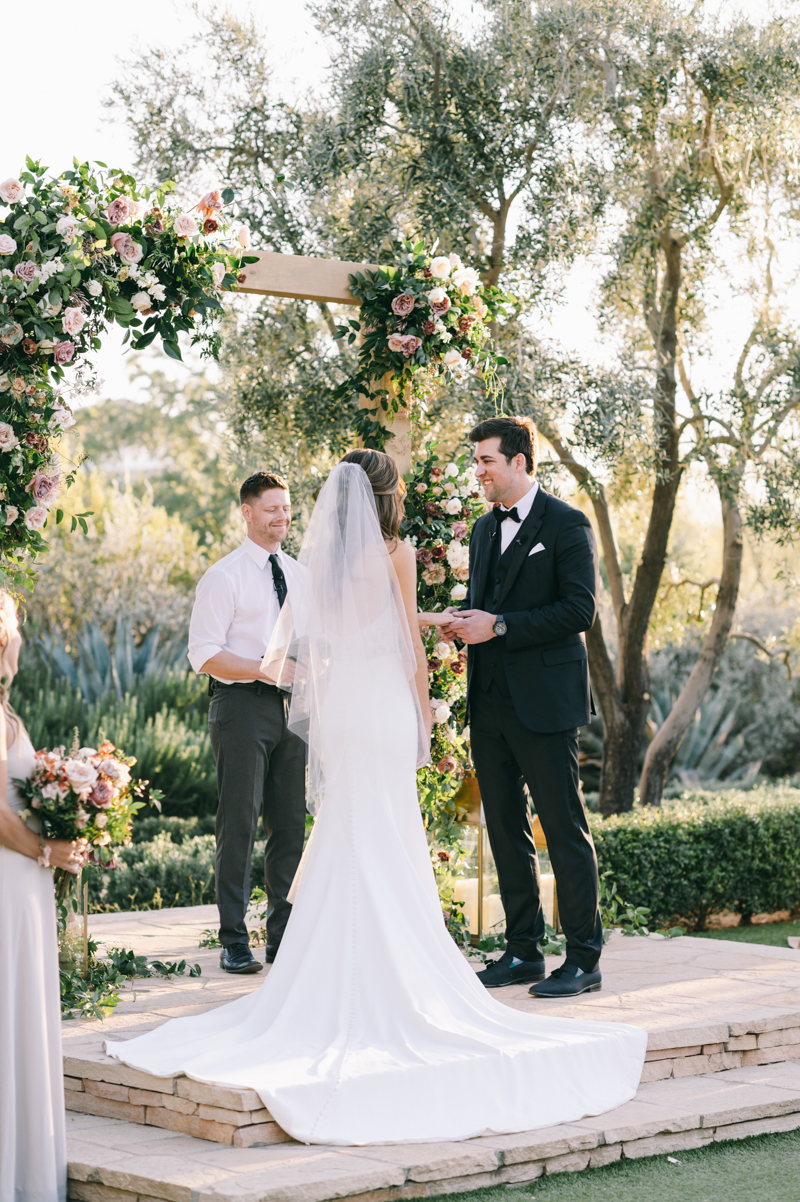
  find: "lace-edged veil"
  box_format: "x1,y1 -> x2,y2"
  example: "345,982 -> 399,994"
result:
262,461 -> 429,813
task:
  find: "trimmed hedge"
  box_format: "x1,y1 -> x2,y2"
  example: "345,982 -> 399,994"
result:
591,783 -> 800,930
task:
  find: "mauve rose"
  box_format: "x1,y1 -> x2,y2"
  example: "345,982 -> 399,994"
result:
62,307 -> 86,336
391,293 -> 415,317
0,179 -> 25,205
416,547 -> 433,565
53,340 -> 75,365
109,232 -> 143,264
387,333 -> 422,357
14,261 -> 39,283
0,234 -> 16,255
24,431 -> 47,451
106,196 -> 133,225
431,543 -> 446,560
425,500 -> 442,517
23,505 -> 48,530
202,217 -> 219,234
432,296 -> 451,317
423,319 -> 436,335
451,521 -> 469,540
27,473 -> 59,507
88,780 -> 114,808
197,189 -> 223,215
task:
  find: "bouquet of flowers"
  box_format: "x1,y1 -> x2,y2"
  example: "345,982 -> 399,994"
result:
332,241 -> 511,450
14,737 -> 162,901
0,158 -> 255,588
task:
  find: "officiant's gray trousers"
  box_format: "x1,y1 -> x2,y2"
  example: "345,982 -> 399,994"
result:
208,681 -> 307,952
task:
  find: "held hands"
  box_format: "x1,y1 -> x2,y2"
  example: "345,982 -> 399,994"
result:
438,608 -> 497,645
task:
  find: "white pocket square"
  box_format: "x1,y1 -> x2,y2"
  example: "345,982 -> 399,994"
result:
528,542 -> 545,557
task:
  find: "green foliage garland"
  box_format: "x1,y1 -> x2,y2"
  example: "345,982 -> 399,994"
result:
333,241 -> 511,450
0,159 -> 254,589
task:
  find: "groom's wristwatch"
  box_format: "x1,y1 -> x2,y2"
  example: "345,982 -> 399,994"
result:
492,615 -> 507,637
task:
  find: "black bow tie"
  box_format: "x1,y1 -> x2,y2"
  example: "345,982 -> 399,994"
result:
493,506 -> 520,524
269,553 -> 287,608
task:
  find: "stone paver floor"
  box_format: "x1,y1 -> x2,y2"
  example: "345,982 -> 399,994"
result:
62,905 -> 800,1061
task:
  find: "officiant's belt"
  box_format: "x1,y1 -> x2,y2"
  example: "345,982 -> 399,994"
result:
208,678 -> 284,698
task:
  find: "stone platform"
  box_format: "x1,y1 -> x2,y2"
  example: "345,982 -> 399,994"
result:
63,906 -> 800,1200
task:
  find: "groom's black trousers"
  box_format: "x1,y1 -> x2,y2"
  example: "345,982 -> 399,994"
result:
469,678 -> 603,972
208,681 -> 306,952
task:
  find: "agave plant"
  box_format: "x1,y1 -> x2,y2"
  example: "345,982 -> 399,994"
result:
648,688 -> 760,786
38,617 -> 188,706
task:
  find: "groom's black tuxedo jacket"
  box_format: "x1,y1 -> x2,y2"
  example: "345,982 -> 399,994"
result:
462,486 -> 599,734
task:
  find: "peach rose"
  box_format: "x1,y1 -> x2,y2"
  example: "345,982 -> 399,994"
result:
61,307 -> 86,336
0,422 -> 19,451
0,179 -> 25,205
174,214 -> 199,238
5,506 -> 18,525
197,189 -> 223,216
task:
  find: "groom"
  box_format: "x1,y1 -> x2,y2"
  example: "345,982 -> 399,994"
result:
441,416 -> 604,998
188,472 -> 306,974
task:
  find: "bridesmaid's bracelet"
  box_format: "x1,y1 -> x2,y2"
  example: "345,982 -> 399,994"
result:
37,838 -> 51,868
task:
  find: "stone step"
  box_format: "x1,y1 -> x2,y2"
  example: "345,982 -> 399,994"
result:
64,1002 -> 800,1147
66,1059 -> 800,1202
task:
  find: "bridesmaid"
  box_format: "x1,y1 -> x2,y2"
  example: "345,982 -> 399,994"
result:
0,590 -> 88,1202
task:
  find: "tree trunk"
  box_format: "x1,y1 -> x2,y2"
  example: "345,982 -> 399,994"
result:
639,491 -> 743,806
587,617 -> 652,816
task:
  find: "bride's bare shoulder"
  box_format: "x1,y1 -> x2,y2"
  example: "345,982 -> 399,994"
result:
387,538 -> 415,566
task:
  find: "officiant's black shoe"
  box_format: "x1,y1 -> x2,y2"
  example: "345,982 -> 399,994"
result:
476,950 -> 546,988
265,945 -> 279,964
219,943 -> 263,974
528,961 -> 601,998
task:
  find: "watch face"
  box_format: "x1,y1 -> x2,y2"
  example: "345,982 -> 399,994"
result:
494,619 -> 507,636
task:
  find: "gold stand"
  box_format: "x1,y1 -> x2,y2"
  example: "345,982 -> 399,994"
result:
82,875 -> 89,978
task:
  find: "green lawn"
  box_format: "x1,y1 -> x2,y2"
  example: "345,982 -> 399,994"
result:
687,918 -> 800,947
424,1127 -> 800,1202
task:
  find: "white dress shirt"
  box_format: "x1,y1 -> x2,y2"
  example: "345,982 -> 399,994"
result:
188,538 -> 296,682
497,479 -> 539,553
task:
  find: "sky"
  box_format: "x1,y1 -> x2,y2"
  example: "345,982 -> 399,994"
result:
3,0 -> 795,410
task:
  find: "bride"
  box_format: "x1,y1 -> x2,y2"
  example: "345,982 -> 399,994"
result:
108,450 -> 646,1146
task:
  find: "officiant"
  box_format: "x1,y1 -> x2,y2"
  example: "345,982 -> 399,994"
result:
188,471 -> 306,974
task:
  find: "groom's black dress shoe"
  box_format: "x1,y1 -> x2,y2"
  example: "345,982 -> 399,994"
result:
219,943 -> 263,974
476,950 -> 546,988
528,960 -> 601,997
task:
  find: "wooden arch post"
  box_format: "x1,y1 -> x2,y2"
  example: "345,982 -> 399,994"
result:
238,251 -> 412,474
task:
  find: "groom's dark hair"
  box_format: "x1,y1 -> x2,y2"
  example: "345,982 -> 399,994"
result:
239,471 -> 289,506
469,416 -> 539,475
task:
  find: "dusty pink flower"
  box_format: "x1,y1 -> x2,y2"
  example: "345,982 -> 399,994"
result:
106,196 -> 134,226
53,340 -> 76,365
416,547 -> 433,565
0,179 -> 25,205
422,564 -> 447,585
25,473 -> 59,507
14,261 -> 39,283
0,422 -> 19,451
109,232 -> 143,264
387,332 -> 422,358
451,521 -> 469,540
391,293 -> 415,318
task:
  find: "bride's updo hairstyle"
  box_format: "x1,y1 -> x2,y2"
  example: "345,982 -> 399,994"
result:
340,449 -> 406,543
0,590 -> 19,724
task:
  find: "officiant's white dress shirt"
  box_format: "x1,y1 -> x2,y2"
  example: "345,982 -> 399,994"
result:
497,479 -> 539,553
188,537 -> 296,683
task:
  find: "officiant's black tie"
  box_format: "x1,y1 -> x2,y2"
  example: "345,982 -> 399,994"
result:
269,553 -> 287,609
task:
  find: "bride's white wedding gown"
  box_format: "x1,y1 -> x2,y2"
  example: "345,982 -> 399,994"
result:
108,465 -> 646,1146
